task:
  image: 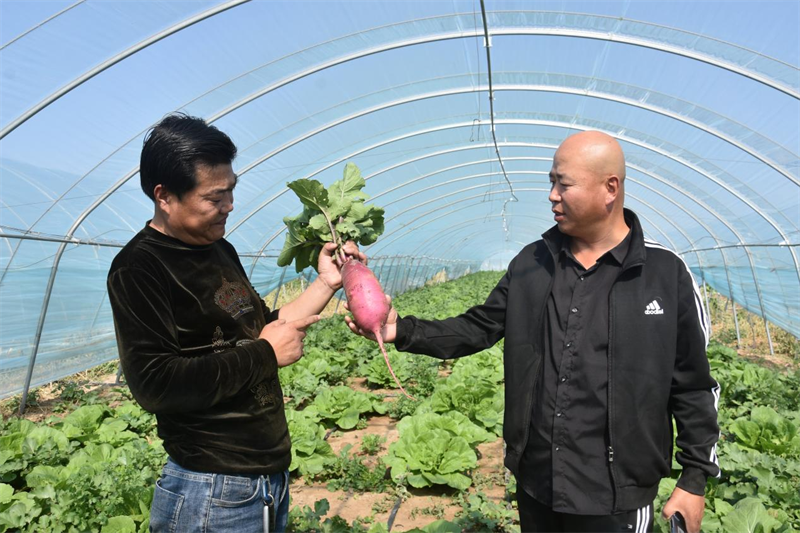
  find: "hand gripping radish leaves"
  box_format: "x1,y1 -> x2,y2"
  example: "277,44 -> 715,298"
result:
279,163 -> 415,400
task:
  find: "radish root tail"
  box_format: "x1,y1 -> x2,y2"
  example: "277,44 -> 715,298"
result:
375,330 -> 416,401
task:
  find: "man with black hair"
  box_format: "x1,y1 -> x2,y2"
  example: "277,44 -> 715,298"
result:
347,131 -> 720,533
108,113 -> 363,532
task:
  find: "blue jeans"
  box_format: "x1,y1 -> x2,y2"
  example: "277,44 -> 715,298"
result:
149,457 -> 290,533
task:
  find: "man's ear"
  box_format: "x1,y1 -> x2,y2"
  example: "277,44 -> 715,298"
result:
605,175 -> 620,206
153,184 -> 172,212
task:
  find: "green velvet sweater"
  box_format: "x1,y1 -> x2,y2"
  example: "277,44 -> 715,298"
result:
107,224 -> 289,475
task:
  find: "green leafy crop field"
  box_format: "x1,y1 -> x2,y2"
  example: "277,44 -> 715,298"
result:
1,272 -> 799,532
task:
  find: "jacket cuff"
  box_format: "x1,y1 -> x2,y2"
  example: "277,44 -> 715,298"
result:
676,467 -> 709,496
267,307 -> 281,323
394,316 -> 413,351
254,338 -> 279,380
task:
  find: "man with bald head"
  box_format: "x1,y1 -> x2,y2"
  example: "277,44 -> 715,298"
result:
347,131 -> 720,532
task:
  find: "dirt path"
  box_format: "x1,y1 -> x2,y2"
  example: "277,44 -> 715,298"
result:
289,408 -> 509,531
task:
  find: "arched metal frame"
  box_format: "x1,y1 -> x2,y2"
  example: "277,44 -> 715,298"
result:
222,87 -> 792,242
383,153 -> 768,330
0,0 -> 252,139
235,125 -> 785,348
0,0 -> 87,52
18,115 -> 793,407
235,127 -> 788,346
8,6 -> 798,407
229,100 -> 795,250
371,189 -> 680,260
10,68 -> 786,282
234,117 -> 794,280
11,10 -> 793,257
368,148 -> 772,331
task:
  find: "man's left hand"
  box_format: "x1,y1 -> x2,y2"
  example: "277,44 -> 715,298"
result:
317,241 -> 366,291
662,487 -> 705,533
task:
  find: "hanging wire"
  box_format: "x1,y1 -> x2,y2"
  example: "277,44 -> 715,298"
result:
478,0 -> 518,241
472,0 -> 482,142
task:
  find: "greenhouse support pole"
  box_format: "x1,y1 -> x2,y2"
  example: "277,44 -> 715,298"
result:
417,259 -> 431,286
383,255 -> 400,298
390,257 -> 403,295
393,256 -> 410,296
428,263 -> 437,283
378,255 -> 396,294
380,256 -> 394,289
721,252 -> 741,348
420,261 -> 434,287
399,258 -> 412,293
388,256 -> 405,297
419,264 -> 432,287
401,257 -> 417,293
272,266 -> 288,310
702,278 -> 713,336
400,256 -> 414,293
410,257 -> 425,290
765,321 -> 774,355
401,256 -> 416,292
729,288 -> 741,347
19,258 -> 61,414
375,256 -> 388,282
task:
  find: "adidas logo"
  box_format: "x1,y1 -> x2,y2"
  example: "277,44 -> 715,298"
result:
645,300 -> 664,315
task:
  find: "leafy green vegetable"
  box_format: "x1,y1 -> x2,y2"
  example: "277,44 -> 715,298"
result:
454,492 -> 519,533
285,409 -> 335,477
730,406 -> 800,457
286,498 -> 380,533
314,445 -> 390,493
278,163 -> 385,272
101,515 -> 137,533
360,349 -> 414,388
385,411 -> 493,490
4,274 -> 800,532
396,411 -> 493,448
306,386 -> 387,430
721,497 -> 783,533
359,434 -> 385,456
0,401 -> 163,533
425,347 -> 505,436
0,485 -> 12,504
404,520 -> 462,533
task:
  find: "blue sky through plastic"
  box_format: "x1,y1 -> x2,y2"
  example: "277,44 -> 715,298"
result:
0,0 -> 798,397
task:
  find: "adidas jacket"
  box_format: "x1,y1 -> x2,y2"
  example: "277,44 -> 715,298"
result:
395,209 -> 720,512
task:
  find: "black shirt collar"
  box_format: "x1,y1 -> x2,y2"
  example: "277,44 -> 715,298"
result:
559,227 -> 631,269
543,208 -> 645,270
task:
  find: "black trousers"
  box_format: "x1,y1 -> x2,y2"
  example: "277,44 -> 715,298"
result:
517,489 -> 654,533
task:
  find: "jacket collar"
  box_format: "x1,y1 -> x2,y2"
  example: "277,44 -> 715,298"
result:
541,208 -> 646,269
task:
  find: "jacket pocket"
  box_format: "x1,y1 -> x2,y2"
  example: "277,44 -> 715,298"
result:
503,343 -> 542,458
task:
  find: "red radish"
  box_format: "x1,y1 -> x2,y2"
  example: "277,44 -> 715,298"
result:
341,258 -> 415,400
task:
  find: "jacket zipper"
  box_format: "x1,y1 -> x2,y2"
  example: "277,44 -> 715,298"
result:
606,258 -> 645,513
516,272 -> 554,470
607,282 -> 619,512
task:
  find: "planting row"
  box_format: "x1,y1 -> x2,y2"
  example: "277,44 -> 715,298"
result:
2,271 -> 800,532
